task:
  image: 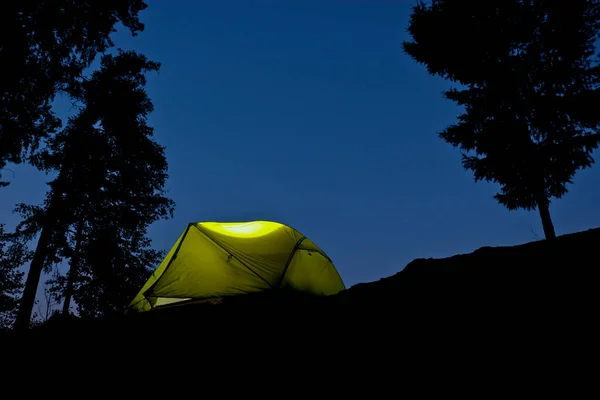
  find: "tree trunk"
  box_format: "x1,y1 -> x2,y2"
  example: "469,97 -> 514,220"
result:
62,219 -> 84,316
14,129 -> 77,330
537,196 -> 556,240
13,224 -> 53,331
14,171 -> 67,331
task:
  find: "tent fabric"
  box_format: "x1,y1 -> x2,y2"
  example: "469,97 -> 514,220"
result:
127,221 -> 346,312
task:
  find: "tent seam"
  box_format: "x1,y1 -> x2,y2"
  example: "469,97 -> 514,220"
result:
277,236 -> 307,288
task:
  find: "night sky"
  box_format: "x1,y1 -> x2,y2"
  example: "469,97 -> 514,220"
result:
2,1 -> 599,294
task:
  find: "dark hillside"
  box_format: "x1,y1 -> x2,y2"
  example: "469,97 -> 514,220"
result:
4,227 -> 598,353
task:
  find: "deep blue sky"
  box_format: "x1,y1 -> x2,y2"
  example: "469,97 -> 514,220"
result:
2,0 -> 599,291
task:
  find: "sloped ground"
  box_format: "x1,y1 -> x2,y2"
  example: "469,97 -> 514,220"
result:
5,227 -> 599,352
335,227 -> 599,309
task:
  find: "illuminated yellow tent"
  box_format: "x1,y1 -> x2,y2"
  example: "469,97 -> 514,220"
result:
128,221 -> 345,312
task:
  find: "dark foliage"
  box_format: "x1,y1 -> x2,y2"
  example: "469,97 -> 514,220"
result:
0,0 -> 148,186
0,225 -> 30,330
15,51 -> 174,328
403,0 -> 600,239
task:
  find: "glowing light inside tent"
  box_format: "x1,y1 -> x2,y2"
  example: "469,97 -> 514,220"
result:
154,297 -> 191,307
199,221 -> 282,237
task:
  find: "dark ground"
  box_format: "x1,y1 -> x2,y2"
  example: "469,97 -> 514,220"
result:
3,227 -> 598,368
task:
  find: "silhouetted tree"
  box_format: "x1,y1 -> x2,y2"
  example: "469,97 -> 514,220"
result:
49,227 -> 164,318
14,51 -> 174,329
0,225 -> 29,330
403,0 -> 600,239
0,0 -> 148,186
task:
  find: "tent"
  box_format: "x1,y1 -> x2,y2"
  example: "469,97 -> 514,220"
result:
128,221 -> 346,312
